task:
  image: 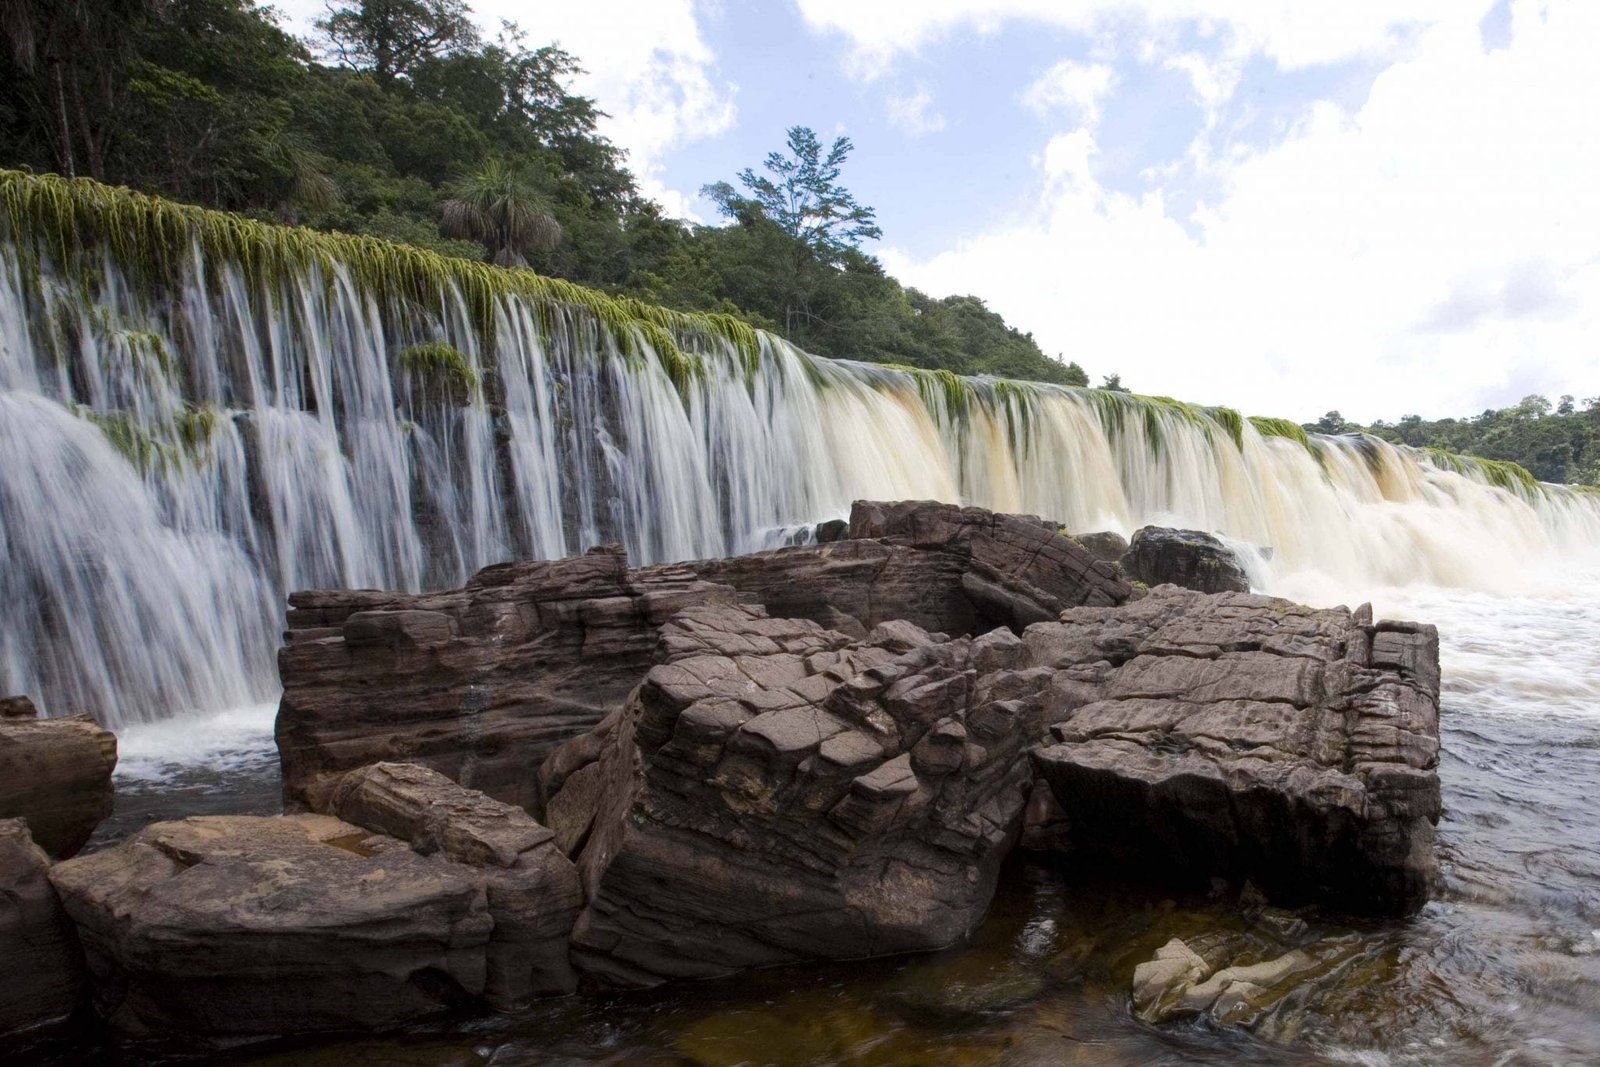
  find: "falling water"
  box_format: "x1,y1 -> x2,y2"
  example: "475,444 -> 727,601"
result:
4,172 -> 1600,730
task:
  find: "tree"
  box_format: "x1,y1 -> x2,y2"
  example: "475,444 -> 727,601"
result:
705,125 -> 881,263
318,0 -> 476,84
1101,373 -> 1127,392
439,158 -> 560,267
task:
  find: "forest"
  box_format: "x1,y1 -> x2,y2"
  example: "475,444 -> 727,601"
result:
0,0 -> 1088,386
4,0 -> 1592,483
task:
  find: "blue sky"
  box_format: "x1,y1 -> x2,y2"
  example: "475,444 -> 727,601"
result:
276,1 -> 1600,422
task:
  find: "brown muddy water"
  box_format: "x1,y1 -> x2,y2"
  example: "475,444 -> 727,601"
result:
35,586 -> 1600,1067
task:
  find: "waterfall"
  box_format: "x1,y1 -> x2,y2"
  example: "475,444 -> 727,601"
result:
3,171 -> 1598,729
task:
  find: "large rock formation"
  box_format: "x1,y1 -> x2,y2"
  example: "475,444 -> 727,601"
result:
1026,587 -> 1440,915
1118,526 -> 1251,594
276,546 -> 737,811
50,766 -> 581,1038
542,604 -> 1048,987
848,499 -> 1133,619
0,699 -> 117,857
314,762 -> 581,1006
0,819 -> 83,1044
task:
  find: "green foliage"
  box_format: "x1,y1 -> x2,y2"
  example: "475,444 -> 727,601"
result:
1331,395 -> 1600,486
398,340 -> 477,398
1248,416 -> 1314,452
0,0 -> 1098,389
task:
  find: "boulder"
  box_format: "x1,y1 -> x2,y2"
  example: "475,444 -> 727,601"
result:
847,500 -> 1132,617
1074,530 -> 1129,563
275,545 -> 738,812
0,707 -> 118,858
1117,526 -> 1250,593
50,814 -> 494,1038
1027,587 -> 1441,915
0,819 -> 83,1043
315,762 -> 581,1005
542,603 -> 1047,987
813,518 -> 849,543
0,695 -> 39,719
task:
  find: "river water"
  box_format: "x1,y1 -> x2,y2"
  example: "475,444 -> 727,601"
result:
67,569 -> 1598,1067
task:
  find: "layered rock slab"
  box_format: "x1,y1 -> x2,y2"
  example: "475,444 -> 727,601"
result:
51,765 -> 584,1039
542,604 -> 1047,987
0,819 -> 84,1043
848,499 -> 1133,620
1026,587 -> 1441,915
0,700 -> 117,857
276,545 -> 737,811
315,762 -> 581,1005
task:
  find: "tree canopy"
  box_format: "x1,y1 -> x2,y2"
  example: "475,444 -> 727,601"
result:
0,0 -> 1093,388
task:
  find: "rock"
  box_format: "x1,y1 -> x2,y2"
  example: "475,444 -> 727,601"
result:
316,762 -> 581,1005
814,518 -> 849,543
0,819 -> 83,1043
1129,924 -> 1368,1037
1027,587 -> 1441,915
0,711 -> 118,858
0,695 -> 38,719
848,500 -> 1132,616
1074,531 -> 1129,563
1117,526 -> 1250,593
542,603 -> 1046,987
276,544 -> 739,812
50,814 -> 494,1038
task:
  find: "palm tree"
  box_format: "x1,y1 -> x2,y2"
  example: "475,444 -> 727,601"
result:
439,159 -> 561,268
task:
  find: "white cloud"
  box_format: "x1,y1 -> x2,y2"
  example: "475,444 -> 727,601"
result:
885,85 -> 947,136
1022,60 -> 1116,128
880,0 -> 1600,421
271,0 -> 735,219
796,0 -> 1494,78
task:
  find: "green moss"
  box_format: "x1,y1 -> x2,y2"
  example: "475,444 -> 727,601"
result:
1248,416 -> 1312,451
0,168 -> 754,397
398,341 -> 478,399
1420,447 -> 1539,497
77,401 -> 220,471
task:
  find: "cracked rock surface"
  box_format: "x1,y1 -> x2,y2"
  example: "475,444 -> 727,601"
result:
541,603 -> 1047,987
1027,586 -> 1441,915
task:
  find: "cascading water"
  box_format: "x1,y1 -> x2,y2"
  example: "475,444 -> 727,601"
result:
3,168 -> 1600,730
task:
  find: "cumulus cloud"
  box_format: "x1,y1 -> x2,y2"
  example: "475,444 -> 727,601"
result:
885,84 -> 947,135
879,1 -> 1600,420
1021,60 -> 1116,128
273,0 -> 735,220
796,0 -> 1491,77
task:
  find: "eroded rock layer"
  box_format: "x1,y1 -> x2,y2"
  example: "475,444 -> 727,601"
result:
275,546 -> 737,811
543,604 -> 1047,987
0,703 -> 117,858
0,819 -> 83,1043
1026,587 -> 1440,915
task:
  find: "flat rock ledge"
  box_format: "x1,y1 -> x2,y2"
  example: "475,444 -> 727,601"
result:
542,603 -> 1046,988
0,697 -> 117,858
1027,586 -> 1441,915
49,763 -> 579,1039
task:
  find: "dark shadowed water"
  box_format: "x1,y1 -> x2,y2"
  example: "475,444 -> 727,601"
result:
40,583 -> 1600,1067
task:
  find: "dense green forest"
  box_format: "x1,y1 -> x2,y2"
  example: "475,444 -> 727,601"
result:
1308,397 -> 1600,485
0,0 -> 1088,386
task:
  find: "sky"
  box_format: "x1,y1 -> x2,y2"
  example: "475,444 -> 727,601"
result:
273,1 -> 1600,423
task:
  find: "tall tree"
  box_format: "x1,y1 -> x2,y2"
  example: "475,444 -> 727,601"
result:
318,0 -> 476,84
705,125 -> 881,263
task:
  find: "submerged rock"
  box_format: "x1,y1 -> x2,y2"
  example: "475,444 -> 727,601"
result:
0,818 -> 83,1044
1028,587 -> 1441,915
275,545 -> 738,812
51,767 -> 581,1038
0,703 -> 118,858
542,603 -> 1046,987
1117,526 -> 1250,594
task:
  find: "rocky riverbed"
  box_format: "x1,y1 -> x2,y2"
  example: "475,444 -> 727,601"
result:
6,502 -> 1598,1065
